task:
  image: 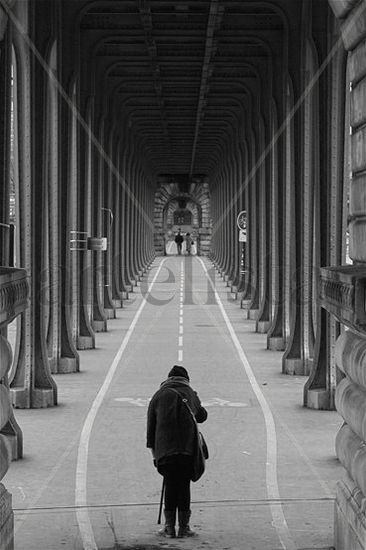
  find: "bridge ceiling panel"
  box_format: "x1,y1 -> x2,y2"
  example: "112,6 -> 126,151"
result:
77,0 -> 286,180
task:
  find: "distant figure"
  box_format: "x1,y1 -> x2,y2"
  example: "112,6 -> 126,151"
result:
174,229 -> 184,255
146,365 -> 208,538
185,233 -> 193,255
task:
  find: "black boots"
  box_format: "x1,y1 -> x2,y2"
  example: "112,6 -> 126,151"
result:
158,510 -> 176,538
158,510 -> 196,538
177,510 -> 196,538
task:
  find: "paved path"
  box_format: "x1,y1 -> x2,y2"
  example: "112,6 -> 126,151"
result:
4,256 -> 343,550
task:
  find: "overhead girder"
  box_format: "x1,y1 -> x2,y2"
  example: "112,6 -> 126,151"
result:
74,0 -> 285,183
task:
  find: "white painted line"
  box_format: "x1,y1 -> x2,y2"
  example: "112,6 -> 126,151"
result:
179,326 -> 183,334
179,316 -> 183,324
178,349 -> 183,362
75,259 -> 167,550
179,336 -> 183,347
197,257 -> 297,550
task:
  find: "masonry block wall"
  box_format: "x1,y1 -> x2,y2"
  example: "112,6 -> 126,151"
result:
154,182 -> 211,256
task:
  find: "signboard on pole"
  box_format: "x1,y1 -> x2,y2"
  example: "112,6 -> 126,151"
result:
87,237 -> 108,251
237,210 -> 247,230
239,230 -> 247,242
237,210 -> 247,239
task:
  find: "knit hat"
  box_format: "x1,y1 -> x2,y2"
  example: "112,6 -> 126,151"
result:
168,365 -> 189,381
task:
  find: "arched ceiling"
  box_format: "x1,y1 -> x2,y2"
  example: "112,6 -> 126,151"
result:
75,1 -> 289,183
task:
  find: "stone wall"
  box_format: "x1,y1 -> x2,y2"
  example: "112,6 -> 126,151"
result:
154,182 -> 211,255
326,1 -> 366,548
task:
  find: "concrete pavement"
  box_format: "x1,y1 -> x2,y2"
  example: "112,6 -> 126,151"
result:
4,256 -> 342,550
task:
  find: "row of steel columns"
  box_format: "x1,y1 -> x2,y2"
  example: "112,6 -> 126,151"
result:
210,1 -> 346,411
3,1 -> 155,418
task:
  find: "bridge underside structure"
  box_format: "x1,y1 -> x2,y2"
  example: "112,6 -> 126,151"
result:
0,0 -> 366,548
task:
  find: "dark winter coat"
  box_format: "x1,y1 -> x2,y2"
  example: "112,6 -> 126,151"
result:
175,233 -> 183,244
146,376 -> 208,464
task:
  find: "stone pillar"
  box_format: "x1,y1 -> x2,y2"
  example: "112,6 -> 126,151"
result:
282,5 -> 310,376
58,18 -> 80,373
0,14 -> 29,548
256,113 -> 271,334
77,96 -> 95,350
102,124 -> 116,319
267,46 -> 287,351
111,138 -> 124,306
10,1 -> 57,407
0,268 -> 29,550
304,5 -> 347,409
247,124 -> 261,320
92,116 -> 107,332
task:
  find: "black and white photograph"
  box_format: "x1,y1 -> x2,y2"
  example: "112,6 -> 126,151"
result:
0,1 -> 363,549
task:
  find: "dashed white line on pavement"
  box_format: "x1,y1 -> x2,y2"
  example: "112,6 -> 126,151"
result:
178,260 -> 184,363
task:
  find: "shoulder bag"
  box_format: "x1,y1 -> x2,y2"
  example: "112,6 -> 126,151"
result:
168,388 -> 208,482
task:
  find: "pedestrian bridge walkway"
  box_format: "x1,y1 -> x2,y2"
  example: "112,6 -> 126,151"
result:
4,257 -> 342,550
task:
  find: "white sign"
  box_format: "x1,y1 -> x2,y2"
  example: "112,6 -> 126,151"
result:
239,230 -> 247,242
87,237 -> 107,251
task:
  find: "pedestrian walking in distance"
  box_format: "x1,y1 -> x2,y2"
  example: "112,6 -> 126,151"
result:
185,232 -> 193,255
146,365 -> 208,538
174,228 -> 183,255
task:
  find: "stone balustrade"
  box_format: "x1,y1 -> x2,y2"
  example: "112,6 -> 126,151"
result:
0,267 -> 29,550
319,265 -> 366,332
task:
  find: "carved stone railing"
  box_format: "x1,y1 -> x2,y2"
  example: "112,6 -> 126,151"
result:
319,265 -> 366,332
0,267 -> 29,550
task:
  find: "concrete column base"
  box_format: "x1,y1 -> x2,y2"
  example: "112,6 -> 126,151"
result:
58,357 -> 79,374
335,476 -> 366,550
256,320 -> 270,333
282,357 -> 305,375
1,432 -> 19,461
48,357 -> 58,375
230,288 -> 238,300
77,335 -> 95,350
267,336 -> 285,351
249,309 -> 259,320
11,387 -> 56,408
32,388 -> 56,408
0,484 -> 13,550
113,299 -> 123,308
92,320 -> 107,332
121,291 -> 129,300
105,308 -> 116,320
240,299 -> 251,311
305,388 -> 330,410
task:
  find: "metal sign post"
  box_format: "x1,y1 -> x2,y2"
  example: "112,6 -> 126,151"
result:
237,211 -> 247,277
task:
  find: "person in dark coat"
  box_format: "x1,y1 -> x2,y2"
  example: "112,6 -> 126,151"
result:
174,229 -> 184,255
146,365 -> 208,538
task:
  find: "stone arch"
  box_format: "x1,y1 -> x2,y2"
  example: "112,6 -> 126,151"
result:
154,182 -> 211,256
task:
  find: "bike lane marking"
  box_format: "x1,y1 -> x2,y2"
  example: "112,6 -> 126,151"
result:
197,256 -> 297,550
75,258 -> 167,550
